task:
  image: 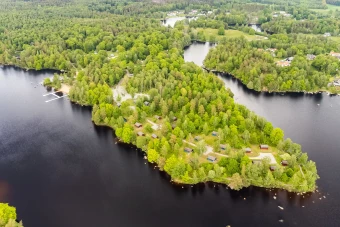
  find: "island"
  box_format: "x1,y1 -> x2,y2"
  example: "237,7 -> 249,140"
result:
0,203 -> 23,227
0,0 -> 319,192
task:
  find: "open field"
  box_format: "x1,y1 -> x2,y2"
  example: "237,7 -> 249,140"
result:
193,28 -> 267,42
312,4 -> 340,13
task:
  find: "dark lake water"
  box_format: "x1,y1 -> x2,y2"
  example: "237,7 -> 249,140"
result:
0,45 -> 339,227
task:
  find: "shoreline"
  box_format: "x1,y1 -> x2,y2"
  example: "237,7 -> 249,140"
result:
202,66 -> 340,95
2,64 -> 317,193
92,119 -> 316,193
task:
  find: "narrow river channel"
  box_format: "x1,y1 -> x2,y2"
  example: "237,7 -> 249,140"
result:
0,41 -> 339,227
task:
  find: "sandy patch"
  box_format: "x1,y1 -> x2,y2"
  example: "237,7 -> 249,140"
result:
58,84 -> 71,94
249,153 -> 277,164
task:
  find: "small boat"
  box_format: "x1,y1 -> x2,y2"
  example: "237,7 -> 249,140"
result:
278,206 -> 284,210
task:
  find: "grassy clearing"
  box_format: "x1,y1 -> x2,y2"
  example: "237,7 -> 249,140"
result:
193,27 -> 267,42
330,36 -> 340,44
312,4 -> 340,13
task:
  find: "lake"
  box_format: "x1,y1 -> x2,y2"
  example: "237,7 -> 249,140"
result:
161,17 -> 197,27
0,47 -> 339,227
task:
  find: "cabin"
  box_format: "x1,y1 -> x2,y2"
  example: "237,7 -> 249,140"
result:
307,54 -> 316,61
245,148 -> 252,153
144,101 -> 150,106
184,147 -> 193,153
207,156 -> 217,162
324,32 -> 331,37
151,134 -> 158,139
330,51 -> 340,59
220,144 -> 227,150
287,57 -> 294,62
134,122 -> 143,128
194,136 -> 201,141
212,131 -> 218,136
172,124 -> 176,129
266,48 -> 277,53
252,160 -> 261,165
333,79 -> 340,86
137,131 -> 145,136
172,117 -> 177,121
281,160 -> 288,166
270,166 -> 277,171
276,60 -> 290,67
260,144 -> 269,150
155,115 -> 162,120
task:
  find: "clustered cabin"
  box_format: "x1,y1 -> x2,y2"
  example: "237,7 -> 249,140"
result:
245,148 -> 252,153
212,131 -> 218,136
220,144 -> 227,150
252,160 -> 261,165
260,144 -> 269,150
144,101 -> 150,106
281,160 -> 288,166
137,131 -> 145,136
172,117 -> 177,121
134,122 -> 142,128
184,147 -> 193,153
151,134 -> 158,139
270,166 -> 276,171
155,115 -> 162,120
194,136 -> 201,141
207,156 -> 217,162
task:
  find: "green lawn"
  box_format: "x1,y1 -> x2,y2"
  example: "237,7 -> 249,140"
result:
193,28 -> 267,42
330,36 -> 340,44
312,4 -> 340,13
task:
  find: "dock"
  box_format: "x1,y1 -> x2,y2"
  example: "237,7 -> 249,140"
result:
43,91 -> 68,103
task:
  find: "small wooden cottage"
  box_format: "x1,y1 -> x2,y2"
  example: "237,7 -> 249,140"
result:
207,156 -> 217,162
155,115 -> 162,120
172,116 -> 177,121
220,144 -> 227,150
184,147 -> 193,153
252,160 -> 261,165
260,144 -> 269,150
270,165 -> 276,171
134,122 -> 142,128
281,160 -> 288,166
212,131 -> 218,136
245,148 -> 252,153
194,136 -> 201,141
151,134 -> 158,139
137,131 -> 145,136
144,101 -> 150,106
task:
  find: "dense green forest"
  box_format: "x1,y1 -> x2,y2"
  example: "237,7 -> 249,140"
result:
204,35 -> 340,92
0,0 -> 319,192
0,203 -> 23,227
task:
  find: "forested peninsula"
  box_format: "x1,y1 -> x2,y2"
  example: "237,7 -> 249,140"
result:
204,35 -> 340,93
0,0 -> 319,192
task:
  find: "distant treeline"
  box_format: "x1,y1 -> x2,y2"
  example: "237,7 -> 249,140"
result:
326,0 -> 340,6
